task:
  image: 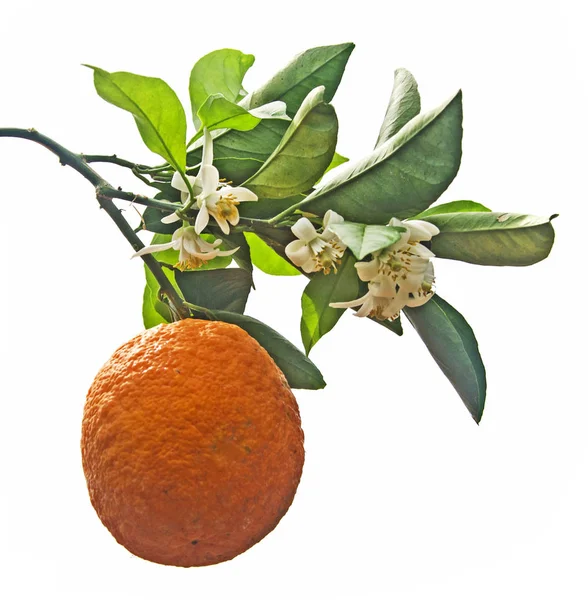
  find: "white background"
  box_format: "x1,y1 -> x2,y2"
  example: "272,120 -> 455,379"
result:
1,1 -> 586,598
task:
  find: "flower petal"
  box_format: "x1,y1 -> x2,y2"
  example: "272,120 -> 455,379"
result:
161,211 -> 181,224
202,127 -> 214,167
291,217 -> 318,243
405,219 -> 440,242
131,241 -> 176,258
195,205 -> 210,234
226,186 -> 258,202
285,239 -> 313,267
200,165 -> 220,198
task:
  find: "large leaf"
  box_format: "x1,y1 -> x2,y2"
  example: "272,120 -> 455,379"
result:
87,66 -> 186,171
244,232 -> 300,276
300,90 -> 463,223
372,315 -> 403,336
219,232 -> 253,275
186,43 -> 354,184
329,222 -> 405,260
243,42 -> 355,116
412,200 -> 491,219
404,295 -> 486,423
189,49 -> 255,130
301,253 -> 360,354
176,269 -> 253,314
243,86 -> 338,199
424,212 -> 557,266
208,310 -> 326,390
375,68 -> 421,148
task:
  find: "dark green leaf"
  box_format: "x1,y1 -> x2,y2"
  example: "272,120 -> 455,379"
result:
142,206 -> 181,234
219,232 -> 253,275
142,266 -> 173,329
176,269 -> 253,314
86,66 -> 187,171
412,200 -> 491,219
375,68 -> 421,148
190,49 -> 255,130
208,310 -> 326,390
300,91 -> 463,223
243,86 -> 338,199
372,314 -> 403,336
244,232 -> 300,276
404,294 -> 486,423
301,253 -> 360,354
239,194 -> 304,220
424,212 -> 557,266
187,43 -> 354,184
329,222 -> 406,260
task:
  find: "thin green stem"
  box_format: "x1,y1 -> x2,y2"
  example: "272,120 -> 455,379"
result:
0,127 -> 189,319
81,153 -> 149,170
267,201 -> 306,225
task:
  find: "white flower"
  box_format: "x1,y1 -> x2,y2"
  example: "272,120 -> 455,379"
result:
329,218 -> 440,320
131,226 -> 238,271
162,129 -> 258,234
285,210 -> 347,274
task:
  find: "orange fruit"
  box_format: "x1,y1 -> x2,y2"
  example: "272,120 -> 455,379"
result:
81,318 -> 304,567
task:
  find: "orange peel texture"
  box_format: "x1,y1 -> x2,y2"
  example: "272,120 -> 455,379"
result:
81,319 -> 304,567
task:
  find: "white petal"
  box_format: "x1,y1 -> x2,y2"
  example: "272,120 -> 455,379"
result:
216,246 -> 240,257
171,171 -> 189,193
199,164 -> 220,197
161,212 -> 181,224
212,214 -> 231,235
131,241 -> 176,258
285,239 -> 313,266
323,209 -> 344,228
405,219 -> 440,242
226,186 -> 258,202
355,258 -> 380,282
202,128 -> 214,167
291,217 -> 318,243
330,291 -> 372,310
195,205 -> 210,234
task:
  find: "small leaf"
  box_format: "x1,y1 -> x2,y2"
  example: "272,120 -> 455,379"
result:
404,295 -> 486,423
142,266 -> 173,329
412,200 -> 491,219
197,94 -> 262,133
375,68 -> 421,148
301,253 -> 360,354
243,86 -> 338,199
176,269 -> 253,314
189,49 -> 255,130
300,90 -> 463,223
86,66 -> 187,171
329,222 -> 405,260
244,232 -> 300,276
325,151 -> 349,174
208,310 -> 326,390
372,315 -> 403,336
424,212 -> 557,266
142,206 -> 181,235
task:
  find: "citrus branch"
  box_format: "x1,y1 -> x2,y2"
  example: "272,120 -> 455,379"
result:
0,127 -> 190,319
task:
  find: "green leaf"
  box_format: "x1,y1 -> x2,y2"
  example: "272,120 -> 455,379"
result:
404,295 -> 486,423
243,86 -> 338,199
412,200 -> 491,219
208,310 -> 326,390
239,194 -> 304,220
142,206 -> 181,235
243,42 -> 355,117
424,212 -> 557,266
219,232 -> 253,275
186,43 -> 354,184
300,90 -> 463,223
189,49 -> 255,130
244,232 -> 300,276
86,66 -> 187,171
375,68 -> 421,148
176,269 -> 253,314
142,266 -> 173,329
372,315 -> 403,336
329,222 -> 406,260
301,253 -> 360,354
325,151 -> 349,174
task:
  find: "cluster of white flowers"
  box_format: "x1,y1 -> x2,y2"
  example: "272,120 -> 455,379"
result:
284,210 -> 347,274
134,129 -> 257,269
329,218 -> 440,320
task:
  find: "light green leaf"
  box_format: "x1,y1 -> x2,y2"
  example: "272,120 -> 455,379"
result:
412,200 -> 491,219
301,253 -> 360,354
142,266 -> 173,329
243,86 -> 338,199
325,151 -> 349,173
329,222 -> 406,260
300,90 -> 463,223
190,49 -> 255,130
424,212 -> 557,266
176,268 -> 253,314
86,66 -> 186,171
244,232 -> 300,276
404,295 -> 486,423
208,310 -> 326,390
186,43 -> 354,184
375,68 -> 421,148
